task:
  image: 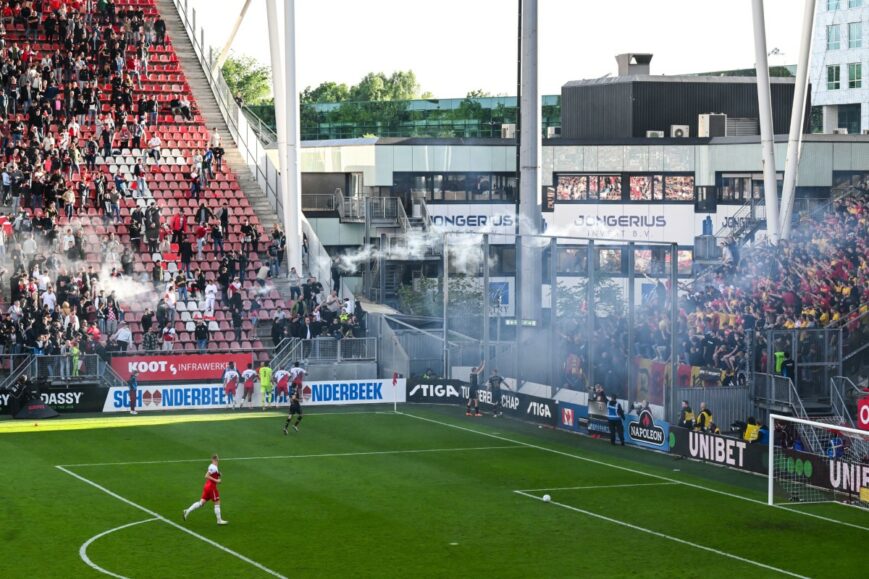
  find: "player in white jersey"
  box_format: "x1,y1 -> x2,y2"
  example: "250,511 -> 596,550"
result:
274,369 -> 291,406
222,362 -> 240,409
183,454 -> 228,525
241,364 -> 258,409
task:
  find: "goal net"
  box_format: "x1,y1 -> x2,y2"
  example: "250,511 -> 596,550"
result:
769,414 -> 869,509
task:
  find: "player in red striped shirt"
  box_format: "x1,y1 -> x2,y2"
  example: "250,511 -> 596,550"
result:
182,455 -> 228,525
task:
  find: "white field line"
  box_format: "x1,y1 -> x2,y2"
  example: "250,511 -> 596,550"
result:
56,466 -> 287,579
80,517 -> 159,579
514,491 -> 810,579
398,411 -> 869,533
518,482 -> 678,492
59,445 -> 525,468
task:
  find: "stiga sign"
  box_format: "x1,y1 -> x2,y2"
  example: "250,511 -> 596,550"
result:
406,379 -> 467,403
624,409 -> 669,452
668,426 -> 767,474
110,353 -> 254,382
502,392 -> 556,427
405,379 -> 556,426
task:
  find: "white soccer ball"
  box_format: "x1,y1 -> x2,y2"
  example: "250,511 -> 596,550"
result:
542,494 -> 551,503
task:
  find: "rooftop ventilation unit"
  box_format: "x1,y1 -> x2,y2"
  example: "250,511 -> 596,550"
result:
670,125 -> 690,138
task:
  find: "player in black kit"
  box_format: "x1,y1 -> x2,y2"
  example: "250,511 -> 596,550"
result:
487,368 -> 508,417
466,361 -> 485,417
283,382 -> 303,434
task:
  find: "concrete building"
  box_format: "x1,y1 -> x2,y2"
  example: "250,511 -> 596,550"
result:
811,0 -> 869,133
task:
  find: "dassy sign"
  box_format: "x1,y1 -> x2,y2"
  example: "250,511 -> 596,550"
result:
1,388 -> 104,414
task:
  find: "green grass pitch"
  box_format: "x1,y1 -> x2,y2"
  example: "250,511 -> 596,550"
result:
1,405 -> 866,578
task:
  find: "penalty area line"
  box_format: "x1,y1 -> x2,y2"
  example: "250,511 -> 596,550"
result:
397,411 -> 869,533
80,517 -> 159,579
56,466 -> 287,579
518,482 -> 678,492
58,445 -> 525,468
514,491 -> 809,578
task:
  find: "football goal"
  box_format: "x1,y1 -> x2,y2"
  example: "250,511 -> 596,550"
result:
768,414 -> 869,508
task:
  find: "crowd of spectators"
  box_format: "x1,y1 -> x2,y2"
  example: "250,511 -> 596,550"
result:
559,194 -> 869,396
0,0 -> 326,363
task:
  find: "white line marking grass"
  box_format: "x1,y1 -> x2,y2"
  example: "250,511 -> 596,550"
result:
60,445 -> 525,468
519,482 -> 678,492
398,411 -> 869,533
80,517 -> 159,579
515,490 -> 809,578
56,466 -> 288,579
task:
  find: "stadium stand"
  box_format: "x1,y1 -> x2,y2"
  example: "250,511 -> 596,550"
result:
0,0 -> 340,363
558,191 -> 868,392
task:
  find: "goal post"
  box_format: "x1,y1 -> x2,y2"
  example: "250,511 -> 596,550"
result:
768,413 -> 869,508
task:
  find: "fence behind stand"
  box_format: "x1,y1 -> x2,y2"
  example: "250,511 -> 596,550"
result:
300,338 -> 377,363
675,385 -> 753,433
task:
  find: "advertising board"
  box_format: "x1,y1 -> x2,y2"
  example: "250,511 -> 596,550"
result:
110,353 -> 255,382
104,379 -> 407,412
668,426 -> 767,474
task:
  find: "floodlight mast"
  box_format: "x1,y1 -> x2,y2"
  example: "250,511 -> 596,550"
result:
780,0 -> 816,240
751,0 -> 781,244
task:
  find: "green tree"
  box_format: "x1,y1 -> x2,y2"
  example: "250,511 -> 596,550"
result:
349,70 -> 420,102
301,81 -> 351,104
465,89 -> 492,99
221,55 -> 271,105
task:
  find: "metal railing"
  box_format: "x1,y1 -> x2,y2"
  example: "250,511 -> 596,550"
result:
170,0 -> 331,284
396,199 -> 411,233
367,197 -> 401,223
302,193 -> 337,212
417,198 -> 432,230
299,337 -> 377,363
753,372 -> 822,452
674,385 -> 753,433
336,190 -> 365,222
33,354 -> 102,381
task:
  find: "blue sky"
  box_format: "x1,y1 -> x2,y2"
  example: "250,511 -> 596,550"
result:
186,0 -> 804,98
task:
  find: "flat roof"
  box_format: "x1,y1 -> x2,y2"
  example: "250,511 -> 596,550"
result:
299,134 -> 869,149
562,74 -> 797,88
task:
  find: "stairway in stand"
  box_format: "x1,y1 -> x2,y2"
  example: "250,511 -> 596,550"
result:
155,0 -> 293,346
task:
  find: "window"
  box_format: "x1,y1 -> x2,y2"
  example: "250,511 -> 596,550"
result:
557,247 -> 588,274
555,175 -> 621,201
838,103 -> 862,134
849,0 -> 861,8
634,248 -> 667,275
828,0 -> 840,9
597,176 -> 622,200
849,22 -> 862,48
629,176 -> 653,200
828,25 -> 841,49
828,64 -> 841,89
597,248 -> 624,274
849,62 -> 862,88
664,176 -> 695,201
